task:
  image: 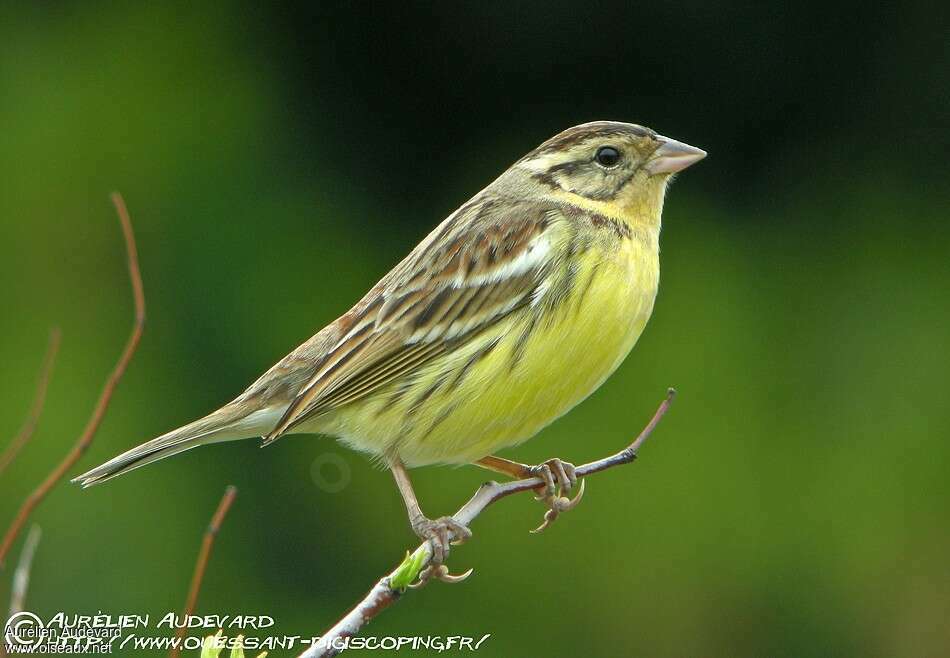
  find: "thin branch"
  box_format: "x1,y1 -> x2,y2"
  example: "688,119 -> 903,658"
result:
300,389 -> 676,658
0,329 -> 62,477
169,485 -> 238,658
0,192 -> 145,567
8,525 -> 42,617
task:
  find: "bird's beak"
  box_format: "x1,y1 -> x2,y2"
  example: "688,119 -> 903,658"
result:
645,136 -> 707,174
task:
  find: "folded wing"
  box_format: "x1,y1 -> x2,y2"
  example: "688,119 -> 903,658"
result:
263,197 -> 562,443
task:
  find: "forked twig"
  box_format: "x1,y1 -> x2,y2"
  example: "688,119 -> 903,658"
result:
0,330 -> 62,477
300,389 -> 676,658
0,192 -> 145,567
169,485 -> 238,658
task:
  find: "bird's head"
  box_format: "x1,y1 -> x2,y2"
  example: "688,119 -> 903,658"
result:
516,121 -> 706,223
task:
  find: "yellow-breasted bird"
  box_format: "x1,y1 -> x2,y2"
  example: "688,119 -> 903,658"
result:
74,121 -> 705,562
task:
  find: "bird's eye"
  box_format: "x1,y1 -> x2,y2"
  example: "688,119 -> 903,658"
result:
595,146 -> 622,168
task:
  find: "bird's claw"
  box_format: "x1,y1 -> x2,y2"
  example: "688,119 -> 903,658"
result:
529,458 -> 578,499
410,515 -> 472,565
409,564 -> 474,588
531,478 -> 585,533
527,458 -> 585,533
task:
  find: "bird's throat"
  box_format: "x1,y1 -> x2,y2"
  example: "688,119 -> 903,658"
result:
552,181 -> 666,244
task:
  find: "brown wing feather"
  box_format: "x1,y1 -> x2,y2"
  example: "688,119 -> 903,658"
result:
263,197 -> 559,443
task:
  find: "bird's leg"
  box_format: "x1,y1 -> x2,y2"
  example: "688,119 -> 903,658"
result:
389,457 -> 472,566
475,455 -> 585,533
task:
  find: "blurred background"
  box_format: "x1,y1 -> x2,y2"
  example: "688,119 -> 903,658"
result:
2,2 -> 948,656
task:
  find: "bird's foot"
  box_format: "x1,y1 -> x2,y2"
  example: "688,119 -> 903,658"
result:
527,458 -> 586,533
410,515 -> 472,565
409,563 -> 475,588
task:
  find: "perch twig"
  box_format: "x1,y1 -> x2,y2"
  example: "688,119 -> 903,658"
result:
299,388 -> 675,658
0,192 -> 145,567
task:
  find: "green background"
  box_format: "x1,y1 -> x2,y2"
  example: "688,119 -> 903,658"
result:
2,2 -> 948,656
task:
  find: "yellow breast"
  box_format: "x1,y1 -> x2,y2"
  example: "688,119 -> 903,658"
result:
324,229 -> 660,467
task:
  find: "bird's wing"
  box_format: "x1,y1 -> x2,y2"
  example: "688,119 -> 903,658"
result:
263,197 -> 562,443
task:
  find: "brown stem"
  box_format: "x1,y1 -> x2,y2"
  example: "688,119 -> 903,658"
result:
0,329 -> 62,477
299,388 -> 676,658
169,485 -> 238,658
0,192 -> 145,567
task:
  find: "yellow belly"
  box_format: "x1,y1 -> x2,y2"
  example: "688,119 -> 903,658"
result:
317,240 -> 659,466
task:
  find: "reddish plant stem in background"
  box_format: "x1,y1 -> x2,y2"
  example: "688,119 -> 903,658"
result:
170,486 -> 238,658
300,389 -> 676,658
0,193 -> 146,567
0,329 -> 62,477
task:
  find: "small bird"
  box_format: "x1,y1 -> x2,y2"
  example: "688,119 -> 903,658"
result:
74,121 -> 705,562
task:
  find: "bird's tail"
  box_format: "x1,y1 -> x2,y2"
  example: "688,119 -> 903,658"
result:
71,402 -> 279,488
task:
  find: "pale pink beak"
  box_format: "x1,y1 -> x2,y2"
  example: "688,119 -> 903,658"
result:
644,136 -> 707,174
